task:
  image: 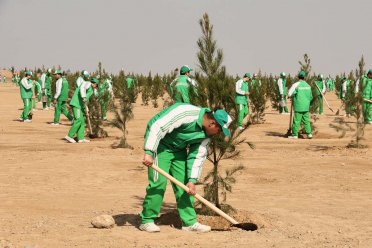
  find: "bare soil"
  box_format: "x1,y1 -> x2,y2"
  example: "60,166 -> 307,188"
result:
0,83 -> 371,247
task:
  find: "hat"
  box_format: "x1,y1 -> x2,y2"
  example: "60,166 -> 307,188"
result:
298,71 -> 306,78
280,72 -> 286,77
81,70 -> 90,77
318,74 -> 324,79
25,71 -> 33,76
54,69 -> 62,75
367,69 -> 372,75
212,109 -> 233,137
91,77 -> 99,84
180,65 -> 193,75
47,68 -> 52,73
243,72 -> 251,78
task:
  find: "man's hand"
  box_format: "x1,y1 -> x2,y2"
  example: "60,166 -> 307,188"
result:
142,154 -> 154,167
83,97 -> 87,103
186,182 -> 196,195
280,94 -> 284,100
53,99 -> 57,105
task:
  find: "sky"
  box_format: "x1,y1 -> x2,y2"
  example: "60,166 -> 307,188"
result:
0,0 -> 371,76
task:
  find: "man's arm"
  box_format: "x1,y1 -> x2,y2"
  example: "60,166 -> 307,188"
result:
187,138 -> 210,183
288,82 -> 300,97
21,78 -> 32,89
277,78 -> 284,95
235,79 -> 245,95
54,78 -> 62,99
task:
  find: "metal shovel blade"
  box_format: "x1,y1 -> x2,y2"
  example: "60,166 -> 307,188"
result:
232,222 -> 258,231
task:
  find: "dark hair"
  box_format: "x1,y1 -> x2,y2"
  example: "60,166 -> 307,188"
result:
205,112 -> 214,119
299,75 -> 305,80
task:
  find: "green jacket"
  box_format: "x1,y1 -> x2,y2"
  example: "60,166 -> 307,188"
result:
170,75 -> 191,103
70,82 -> 94,109
314,79 -> 326,96
144,103 -> 211,183
340,80 -> 350,99
288,80 -> 313,112
98,80 -> 110,96
126,77 -> 135,89
54,77 -> 69,101
235,79 -> 249,104
12,75 -> 20,85
363,77 -> 372,100
20,77 -> 33,99
31,80 -> 41,98
277,78 -> 287,96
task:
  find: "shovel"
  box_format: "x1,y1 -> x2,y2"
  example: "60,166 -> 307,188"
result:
150,165 -> 258,231
84,104 -> 95,138
314,83 -> 334,112
286,99 -> 294,136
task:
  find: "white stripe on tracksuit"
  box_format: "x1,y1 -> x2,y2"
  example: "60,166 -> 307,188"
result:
145,105 -> 201,153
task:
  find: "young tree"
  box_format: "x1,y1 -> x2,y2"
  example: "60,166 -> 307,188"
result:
195,13 -> 253,213
249,72 -> 267,124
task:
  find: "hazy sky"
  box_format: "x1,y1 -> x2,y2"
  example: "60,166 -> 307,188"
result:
1,0 -> 371,76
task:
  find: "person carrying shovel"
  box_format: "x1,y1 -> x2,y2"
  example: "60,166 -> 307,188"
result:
287,71 -> 313,139
64,77 -> 98,143
140,103 -> 232,233
235,72 -> 251,130
277,72 -> 290,115
314,74 -> 326,115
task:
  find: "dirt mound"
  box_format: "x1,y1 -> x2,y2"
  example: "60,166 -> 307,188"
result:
0,69 -> 13,79
155,209 -> 270,231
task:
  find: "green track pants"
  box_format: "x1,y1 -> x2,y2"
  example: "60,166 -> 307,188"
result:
237,104 -> 249,127
42,89 -> 52,108
31,98 -> 36,110
100,101 -> 107,120
21,98 -> 31,120
67,107 -> 86,141
291,111 -> 312,137
140,146 -> 197,227
315,95 -> 324,114
363,102 -> 372,123
54,100 -> 73,124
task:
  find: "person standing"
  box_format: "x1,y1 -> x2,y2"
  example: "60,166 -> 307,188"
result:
40,68 -> 53,110
51,70 -> 73,125
12,72 -> 20,86
31,78 -> 41,111
314,74 -> 326,114
76,70 -> 90,88
362,70 -> 372,124
139,103 -> 232,233
64,78 -> 98,143
235,72 -> 251,130
98,76 -> 112,120
326,76 -> 334,92
288,71 -> 313,139
19,71 -> 34,122
170,65 -> 193,103
277,72 -> 289,114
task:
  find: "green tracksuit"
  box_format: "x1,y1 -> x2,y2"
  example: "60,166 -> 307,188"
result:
41,73 -> 53,108
19,77 -> 33,120
141,103 -> 211,227
31,80 -> 41,109
235,79 -> 249,127
362,76 -> 372,123
326,79 -> 334,92
340,80 -> 353,115
314,79 -> 326,114
126,77 -> 135,89
288,80 -> 313,137
53,77 -> 73,124
67,82 -> 94,141
98,79 -> 111,120
277,77 -> 289,113
12,75 -> 20,86
170,75 -> 191,103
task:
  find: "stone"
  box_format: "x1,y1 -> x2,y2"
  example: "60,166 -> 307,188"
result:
91,215 -> 115,229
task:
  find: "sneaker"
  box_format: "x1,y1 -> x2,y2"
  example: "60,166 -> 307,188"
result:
238,126 -> 244,131
50,123 -> 60,126
288,136 -> 298,139
139,223 -> 160,233
283,112 -> 290,115
23,119 -> 32,123
18,117 -> 24,121
64,136 -> 76,143
182,222 -> 211,233
307,134 -> 313,139
78,139 -> 90,143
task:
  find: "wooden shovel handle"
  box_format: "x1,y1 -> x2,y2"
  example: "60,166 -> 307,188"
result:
151,165 -> 239,225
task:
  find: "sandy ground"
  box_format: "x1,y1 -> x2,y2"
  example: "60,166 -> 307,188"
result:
0,83 -> 371,248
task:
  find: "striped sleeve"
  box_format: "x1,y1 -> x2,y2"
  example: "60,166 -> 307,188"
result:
288,82 -> 300,97
187,138 -> 210,183
235,79 -> 245,95
144,105 -> 200,155
277,79 -> 284,95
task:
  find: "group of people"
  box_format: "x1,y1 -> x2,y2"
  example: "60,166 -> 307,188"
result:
9,64 -> 372,234
13,69 -> 114,142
